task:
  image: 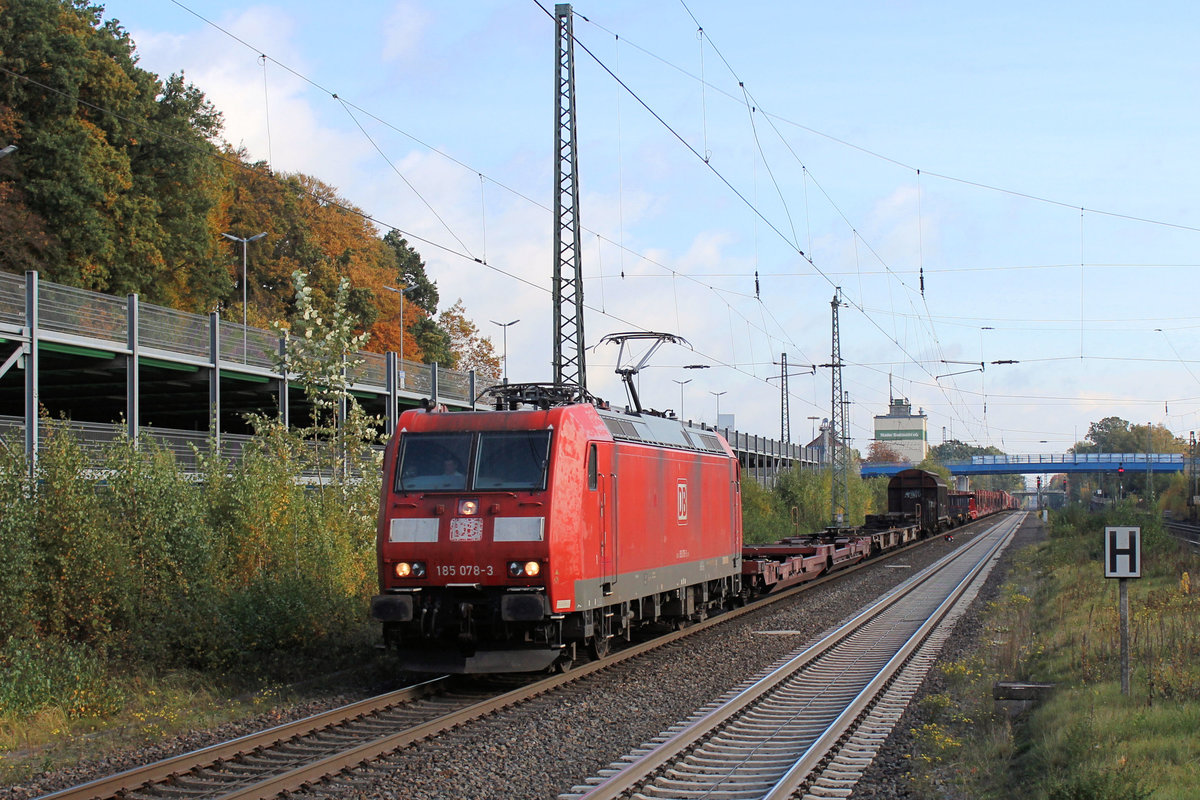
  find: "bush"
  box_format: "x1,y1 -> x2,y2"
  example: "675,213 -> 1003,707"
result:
0,437 -> 36,642
0,635 -> 123,718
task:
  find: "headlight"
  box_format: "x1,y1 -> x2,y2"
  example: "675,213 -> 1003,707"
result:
394,561 -> 426,579
458,499 -> 479,516
507,560 -> 542,578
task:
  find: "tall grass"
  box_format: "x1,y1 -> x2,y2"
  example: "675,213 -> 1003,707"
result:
0,418 -> 380,720
907,505 -> 1199,799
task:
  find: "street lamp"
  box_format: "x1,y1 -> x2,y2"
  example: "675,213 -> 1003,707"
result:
0,145 -> 15,158
490,318 -> 519,383
710,390 -> 727,425
807,415 -> 820,441
222,231 -> 266,361
672,378 -> 691,419
383,285 -> 419,387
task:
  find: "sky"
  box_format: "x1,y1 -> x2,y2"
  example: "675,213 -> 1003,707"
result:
95,0 -> 1200,456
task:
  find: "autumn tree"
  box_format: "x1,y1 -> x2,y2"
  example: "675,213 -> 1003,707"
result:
438,299 -> 501,378
368,231 -> 441,362
865,441 -> 903,463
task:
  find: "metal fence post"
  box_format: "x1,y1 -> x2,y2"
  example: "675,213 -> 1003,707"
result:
278,334 -> 290,429
209,311 -> 221,452
24,271 -> 38,477
127,293 -> 139,443
385,351 -> 398,435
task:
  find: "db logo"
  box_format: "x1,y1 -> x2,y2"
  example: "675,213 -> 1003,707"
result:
677,479 -> 688,523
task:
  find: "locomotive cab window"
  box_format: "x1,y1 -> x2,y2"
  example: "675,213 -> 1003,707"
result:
587,444 -> 597,490
474,431 -> 552,491
396,432 -> 472,492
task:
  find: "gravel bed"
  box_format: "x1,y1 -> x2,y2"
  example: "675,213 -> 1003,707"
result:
5,516 -> 1034,800
296,527 -> 1004,800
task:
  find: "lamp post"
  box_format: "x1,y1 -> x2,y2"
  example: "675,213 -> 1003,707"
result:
490,318 -> 519,383
222,231 -> 266,361
383,285 -> 418,387
710,390 -> 727,426
672,378 -> 691,419
807,415 -> 820,441
0,145 -> 15,158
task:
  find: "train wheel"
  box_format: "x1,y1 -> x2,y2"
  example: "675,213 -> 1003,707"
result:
590,611 -> 612,659
590,634 -> 610,660
554,642 -> 576,673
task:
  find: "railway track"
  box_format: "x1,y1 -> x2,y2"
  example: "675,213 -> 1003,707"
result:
36,677 -> 520,800
36,519 -> 1010,800
1165,519 -> 1200,552
561,512 -> 1025,800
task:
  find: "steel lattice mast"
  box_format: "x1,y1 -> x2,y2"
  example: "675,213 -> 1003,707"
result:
830,290 -> 849,527
552,3 -> 586,390
779,352 -> 790,443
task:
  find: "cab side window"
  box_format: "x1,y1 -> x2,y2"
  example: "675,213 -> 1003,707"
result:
588,444 -> 598,490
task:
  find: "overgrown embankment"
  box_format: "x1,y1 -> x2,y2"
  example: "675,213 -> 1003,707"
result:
903,507 -> 1199,799
0,421 -> 382,776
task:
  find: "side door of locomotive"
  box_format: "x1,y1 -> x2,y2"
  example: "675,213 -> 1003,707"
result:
590,442 -> 617,595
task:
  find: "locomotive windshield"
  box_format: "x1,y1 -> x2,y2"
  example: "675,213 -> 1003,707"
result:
474,431 -> 552,491
394,430 -> 552,492
396,433 -> 473,491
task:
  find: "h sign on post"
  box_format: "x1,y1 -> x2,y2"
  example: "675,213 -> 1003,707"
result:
1104,526 -> 1141,578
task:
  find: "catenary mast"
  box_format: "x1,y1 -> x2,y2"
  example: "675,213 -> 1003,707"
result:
830,290 -> 849,526
552,4 -> 586,390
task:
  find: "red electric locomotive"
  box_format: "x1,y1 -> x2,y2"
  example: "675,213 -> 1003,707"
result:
371,382 -> 743,673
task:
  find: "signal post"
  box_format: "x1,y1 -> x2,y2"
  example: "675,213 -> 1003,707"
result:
1104,526 -> 1141,696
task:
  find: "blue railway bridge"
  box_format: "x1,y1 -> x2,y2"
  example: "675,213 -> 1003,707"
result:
860,453 -> 1186,478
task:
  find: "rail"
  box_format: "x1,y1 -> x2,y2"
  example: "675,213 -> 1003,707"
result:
565,512 -> 1023,799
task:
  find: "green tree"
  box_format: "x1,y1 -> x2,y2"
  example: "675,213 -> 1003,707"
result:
0,0 -> 227,305
383,229 -> 438,314
1071,417 -> 1185,503
741,471 -> 787,544
274,270 -> 370,432
915,457 -> 952,485
774,467 -> 830,533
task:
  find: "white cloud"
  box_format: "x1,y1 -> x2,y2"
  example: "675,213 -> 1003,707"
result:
130,7 -> 372,184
